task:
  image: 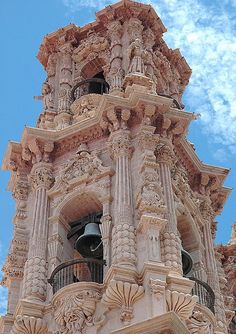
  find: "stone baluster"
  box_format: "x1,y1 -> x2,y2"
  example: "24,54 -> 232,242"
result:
201,201 -> 227,333
109,129 -> 136,268
107,20 -> 123,94
22,162 -> 54,301
155,141 -> 182,274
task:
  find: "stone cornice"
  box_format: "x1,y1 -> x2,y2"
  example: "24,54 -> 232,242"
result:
111,311 -> 190,334
177,138 -> 230,180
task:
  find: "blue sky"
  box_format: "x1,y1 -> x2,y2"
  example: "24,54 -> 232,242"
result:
0,0 -> 236,314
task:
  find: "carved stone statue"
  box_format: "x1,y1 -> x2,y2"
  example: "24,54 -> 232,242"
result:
42,81 -> 54,110
128,39 -> 145,75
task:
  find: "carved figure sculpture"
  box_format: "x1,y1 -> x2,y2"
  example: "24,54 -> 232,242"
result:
42,81 -> 54,110
128,39 -> 145,75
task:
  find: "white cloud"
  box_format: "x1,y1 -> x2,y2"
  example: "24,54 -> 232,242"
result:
62,0 -> 236,150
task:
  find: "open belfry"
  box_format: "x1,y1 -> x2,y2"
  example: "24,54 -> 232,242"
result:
1,0 -> 236,333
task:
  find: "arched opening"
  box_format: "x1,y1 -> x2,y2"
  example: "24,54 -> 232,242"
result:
72,58 -> 109,101
48,193 -> 105,293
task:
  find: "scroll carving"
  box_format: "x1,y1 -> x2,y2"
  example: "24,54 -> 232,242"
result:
166,290 -> 198,321
102,280 -> 144,323
11,315 -> 48,334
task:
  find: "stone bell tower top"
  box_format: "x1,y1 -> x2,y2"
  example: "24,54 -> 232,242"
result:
1,1 -> 234,334
35,0 -> 191,131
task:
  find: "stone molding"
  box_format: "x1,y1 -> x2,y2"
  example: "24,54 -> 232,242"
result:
102,279 -> 144,323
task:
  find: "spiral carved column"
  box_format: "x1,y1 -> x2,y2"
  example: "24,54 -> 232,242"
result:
22,163 -> 54,301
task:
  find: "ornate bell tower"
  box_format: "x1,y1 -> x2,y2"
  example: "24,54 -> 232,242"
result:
0,1 -> 234,333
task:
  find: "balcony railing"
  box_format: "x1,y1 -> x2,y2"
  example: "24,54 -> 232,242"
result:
71,78 -> 109,101
48,258 -> 105,294
189,277 -> 215,314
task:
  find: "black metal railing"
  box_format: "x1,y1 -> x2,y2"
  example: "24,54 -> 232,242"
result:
189,277 -> 215,314
71,78 -> 109,101
48,258 -> 105,294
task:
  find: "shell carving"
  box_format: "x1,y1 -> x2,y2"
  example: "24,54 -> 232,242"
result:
11,316 -> 47,334
166,290 -> 198,320
102,280 -> 144,322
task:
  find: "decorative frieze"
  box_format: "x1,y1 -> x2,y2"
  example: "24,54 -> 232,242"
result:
102,280 -> 144,323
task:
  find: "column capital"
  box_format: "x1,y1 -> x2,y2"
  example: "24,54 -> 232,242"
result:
30,162 -> 54,191
109,130 -> 133,159
138,125 -> 159,153
155,141 -> 175,165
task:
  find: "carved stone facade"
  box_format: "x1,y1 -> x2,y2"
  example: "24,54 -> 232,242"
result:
0,1 -> 234,334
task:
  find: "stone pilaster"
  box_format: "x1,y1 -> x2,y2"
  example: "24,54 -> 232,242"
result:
22,162 -> 54,301
201,200 -> 228,333
109,130 -> 136,268
1,175 -> 29,314
155,141 -> 182,275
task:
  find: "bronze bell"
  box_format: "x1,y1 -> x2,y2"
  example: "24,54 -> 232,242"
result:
181,248 -> 193,276
75,223 -> 102,258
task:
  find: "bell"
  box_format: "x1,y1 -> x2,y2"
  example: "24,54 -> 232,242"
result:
181,248 -> 193,276
75,223 -> 102,258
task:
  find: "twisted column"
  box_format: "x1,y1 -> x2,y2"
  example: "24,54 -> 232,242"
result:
109,130 -> 136,268
22,162 -> 54,301
156,142 -> 182,274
